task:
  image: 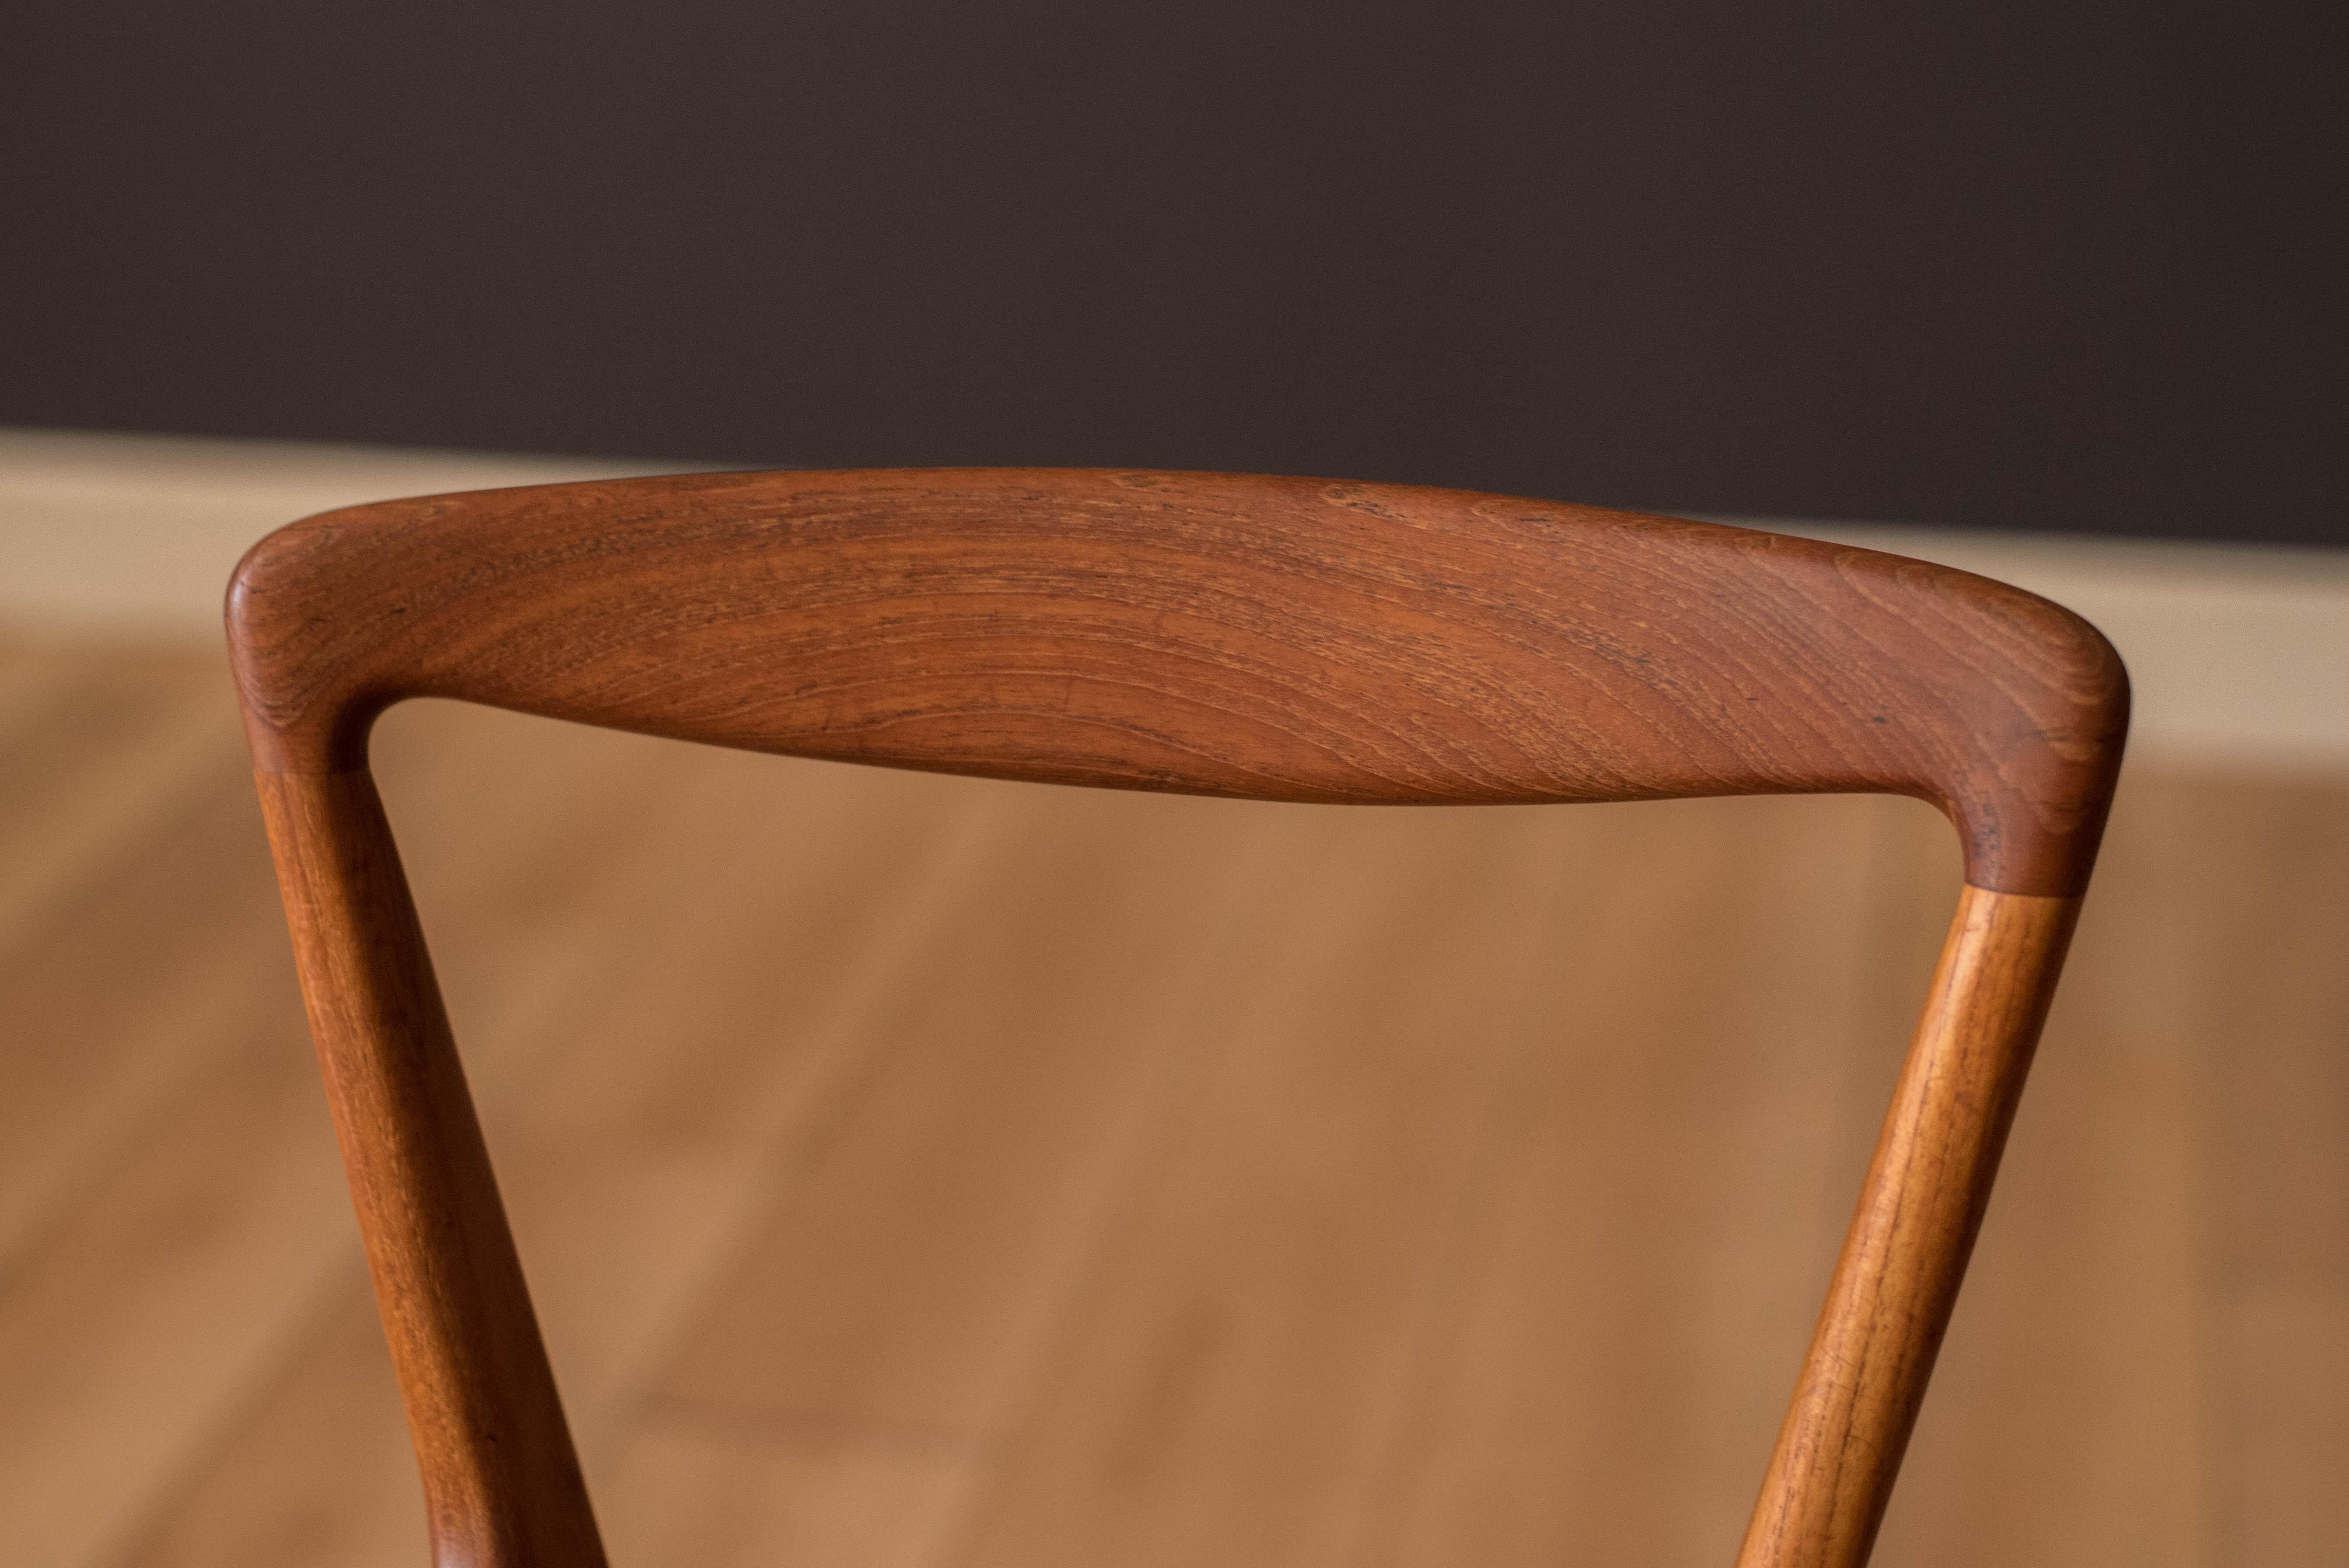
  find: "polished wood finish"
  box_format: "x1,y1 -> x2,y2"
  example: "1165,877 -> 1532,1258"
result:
16,641 -> 2348,1568
1737,886 -> 2079,1567
255,769 -> 607,1568
223,470 -> 2127,1568
228,469 -> 2125,894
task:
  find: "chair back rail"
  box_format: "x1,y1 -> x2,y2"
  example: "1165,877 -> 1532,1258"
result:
227,469 -> 2129,1568
230,469 -> 2125,894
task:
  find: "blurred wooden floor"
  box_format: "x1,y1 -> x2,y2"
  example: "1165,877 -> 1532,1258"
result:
1,628 -> 2343,1568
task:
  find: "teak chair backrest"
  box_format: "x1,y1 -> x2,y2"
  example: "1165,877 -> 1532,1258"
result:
227,469 -> 2129,1568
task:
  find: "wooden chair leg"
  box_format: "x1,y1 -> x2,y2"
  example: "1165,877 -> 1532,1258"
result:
1736,884 -> 2082,1568
256,767 -> 608,1568
260,760 -> 2079,1568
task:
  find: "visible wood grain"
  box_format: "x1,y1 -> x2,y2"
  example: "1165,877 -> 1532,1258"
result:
227,469 -> 2126,895
20,634 -> 2349,1568
221,470 -> 2129,1568
1869,773 -> 2204,1566
121,714 -> 1021,1568
60,747 -> 2349,1568
253,770 -> 606,1568
1,678 -> 2325,1568
1737,887 -> 2080,1568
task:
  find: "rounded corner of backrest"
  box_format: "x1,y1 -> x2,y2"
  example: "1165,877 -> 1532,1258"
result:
2048,596 -> 2132,740
1911,564 -> 2131,898
226,498 -> 437,775
225,515 -> 322,663
1675,531 -> 2129,898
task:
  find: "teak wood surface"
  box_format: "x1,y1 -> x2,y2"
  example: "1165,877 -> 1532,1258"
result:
226,469 -> 2129,1568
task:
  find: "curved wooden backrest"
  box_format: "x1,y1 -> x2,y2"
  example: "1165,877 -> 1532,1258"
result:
230,468 -> 2124,894
227,469 -> 2128,1568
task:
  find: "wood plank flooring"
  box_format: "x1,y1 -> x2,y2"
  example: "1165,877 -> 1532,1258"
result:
1,630 -> 2342,1568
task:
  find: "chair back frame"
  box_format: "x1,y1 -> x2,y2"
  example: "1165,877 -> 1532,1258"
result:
228,469 -> 2128,1568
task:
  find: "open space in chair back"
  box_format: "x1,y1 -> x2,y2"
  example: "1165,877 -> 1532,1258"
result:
228,468 -> 2128,1568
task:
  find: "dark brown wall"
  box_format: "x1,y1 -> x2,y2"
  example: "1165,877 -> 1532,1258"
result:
4,2 -> 2342,544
